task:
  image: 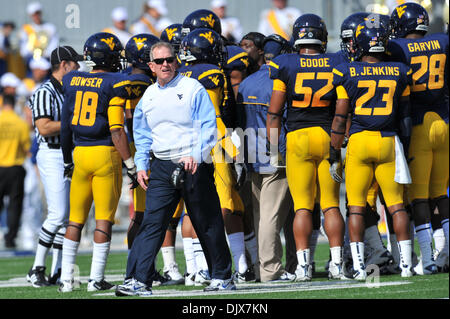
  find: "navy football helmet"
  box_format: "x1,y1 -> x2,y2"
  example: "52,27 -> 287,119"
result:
179,28 -> 225,66
262,34 -> 292,61
125,33 -> 159,71
340,12 -> 370,58
390,2 -> 429,38
181,9 -> 222,37
292,14 -> 328,53
351,22 -> 389,61
160,24 -> 184,54
84,32 -> 124,72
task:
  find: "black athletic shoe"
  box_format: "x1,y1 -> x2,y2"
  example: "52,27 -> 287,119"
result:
87,279 -> 116,292
26,266 -> 50,288
48,268 -> 61,285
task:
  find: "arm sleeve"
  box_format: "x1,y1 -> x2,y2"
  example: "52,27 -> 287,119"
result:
133,99 -> 153,171
191,86 -> 218,163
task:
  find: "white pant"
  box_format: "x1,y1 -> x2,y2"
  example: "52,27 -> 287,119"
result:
36,146 -> 70,234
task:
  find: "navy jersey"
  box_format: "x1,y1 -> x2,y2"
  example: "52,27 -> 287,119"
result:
269,52 -> 347,133
61,71 -> 132,159
333,61 -> 412,137
179,63 -> 225,90
387,33 -> 449,125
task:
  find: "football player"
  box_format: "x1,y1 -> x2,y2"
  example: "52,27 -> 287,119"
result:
160,23 -> 184,63
178,28 -> 254,283
59,32 -> 139,292
387,2 -> 449,275
339,12 -> 396,273
267,14 -> 347,281
331,21 -> 414,279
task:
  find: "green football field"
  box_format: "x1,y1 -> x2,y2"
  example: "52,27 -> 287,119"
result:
0,241 -> 448,300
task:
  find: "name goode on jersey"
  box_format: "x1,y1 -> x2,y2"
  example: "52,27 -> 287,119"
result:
299,57 -> 330,68
349,66 -> 401,77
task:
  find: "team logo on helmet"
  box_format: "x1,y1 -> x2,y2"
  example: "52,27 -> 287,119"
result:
396,5 -> 407,18
101,37 -> 116,50
355,24 -> 365,38
166,28 -> 177,41
200,31 -> 214,44
133,37 -> 147,51
200,14 -> 216,28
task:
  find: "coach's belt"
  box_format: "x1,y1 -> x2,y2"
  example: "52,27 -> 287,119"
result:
47,143 -> 61,149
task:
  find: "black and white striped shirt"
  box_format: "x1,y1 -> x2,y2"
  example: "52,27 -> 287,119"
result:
28,75 -> 64,147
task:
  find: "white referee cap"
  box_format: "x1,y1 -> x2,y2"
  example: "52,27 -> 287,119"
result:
147,0 -> 168,16
0,72 -> 21,88
111,7 -> 128,22
211,0 -> 227,8
29,58 -> 51,70
27,2 -> 43,15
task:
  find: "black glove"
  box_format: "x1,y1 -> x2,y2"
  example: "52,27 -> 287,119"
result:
171,162 -> 185,189
64,163 -> 74,180
327,146 -> 343,183
126,165 -> 139,189
234,162 -> 247,190
341,136 -> 349,149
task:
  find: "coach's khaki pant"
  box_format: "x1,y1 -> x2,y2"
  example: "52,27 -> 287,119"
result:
251,170 -> 293,282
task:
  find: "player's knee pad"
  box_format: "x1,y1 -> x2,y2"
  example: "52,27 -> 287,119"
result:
434,195 -> 449,219
411,199 -> 431,225
168,217 -> 180,232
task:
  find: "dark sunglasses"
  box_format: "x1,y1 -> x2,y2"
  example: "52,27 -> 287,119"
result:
152,56 -> 176,65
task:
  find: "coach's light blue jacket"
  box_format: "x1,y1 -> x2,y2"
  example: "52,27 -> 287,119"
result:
133,72 -> 217,171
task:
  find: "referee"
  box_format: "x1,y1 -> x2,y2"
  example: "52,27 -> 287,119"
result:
26,46 -> 82,288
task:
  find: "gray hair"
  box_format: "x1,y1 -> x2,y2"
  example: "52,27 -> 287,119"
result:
149,42 -> 175,61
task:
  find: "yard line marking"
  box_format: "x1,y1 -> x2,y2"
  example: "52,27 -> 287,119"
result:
93,281 -> 412,297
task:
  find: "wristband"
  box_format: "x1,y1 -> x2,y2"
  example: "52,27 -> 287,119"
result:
124,157 -> 135,169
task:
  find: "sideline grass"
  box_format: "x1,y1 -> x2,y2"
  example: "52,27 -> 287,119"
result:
0,242 -> 447,299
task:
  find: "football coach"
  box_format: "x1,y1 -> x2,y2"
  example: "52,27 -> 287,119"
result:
116,42 -> 234,297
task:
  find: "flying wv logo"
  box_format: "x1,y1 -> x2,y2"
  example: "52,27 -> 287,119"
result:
177,94 -> 183,100
133,37 -> 147,51
166,28 -> 177,41
200,31 -> 214,44
355,24 -> 365,38
101,37 -> 116,50
200,14 -> 215,28
396,5 -> 407,18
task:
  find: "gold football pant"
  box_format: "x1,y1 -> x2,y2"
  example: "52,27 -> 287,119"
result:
286,127 -> 340,212
130,142 -> 184,217
212,146 -> 245,213
345,131 -> 403,208
408,112 -> 449,201
69,145 -> 122,224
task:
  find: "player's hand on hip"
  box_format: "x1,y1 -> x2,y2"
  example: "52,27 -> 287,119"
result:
179,157 -> 197,175
137,170 -> 149,191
